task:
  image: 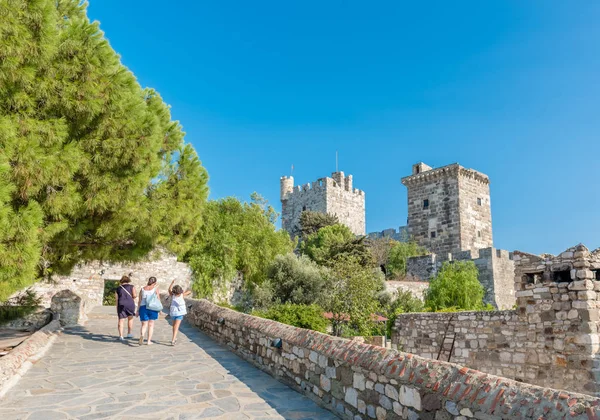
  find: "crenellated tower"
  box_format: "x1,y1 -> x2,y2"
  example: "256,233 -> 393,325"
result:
280,171 -> 365,237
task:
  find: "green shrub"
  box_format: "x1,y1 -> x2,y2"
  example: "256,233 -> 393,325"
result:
424,261 -> 487,311
267,253 -> 329,306
0,289 -> 42,323
253,303 -> 328,333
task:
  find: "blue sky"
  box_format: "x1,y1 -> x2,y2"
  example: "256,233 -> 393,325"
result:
87,1 -> 600,255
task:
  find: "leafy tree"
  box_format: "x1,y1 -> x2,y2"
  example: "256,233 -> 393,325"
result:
383,290 -> 424,337
424,261 -> 485,311
266,253 -> 329,305
299,211 -> 339,238
321,256 -> 381,337
253,303 -> 328,333
0,0 -> 209,301
186,195 -> 293,299
301,224 -> 373,267
386,241 -> 428,278
366,237 -> 397,275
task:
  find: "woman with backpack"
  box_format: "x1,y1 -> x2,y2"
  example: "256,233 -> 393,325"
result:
136,276 -> 162,345
115,275 -> 137,341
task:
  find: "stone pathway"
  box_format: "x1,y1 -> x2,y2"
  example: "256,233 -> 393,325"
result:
0,307 -> 338,420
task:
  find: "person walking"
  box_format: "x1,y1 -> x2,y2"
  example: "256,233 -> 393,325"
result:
115,275 -> 137,341
168,280 -> 191,345
136,277 -> 161,345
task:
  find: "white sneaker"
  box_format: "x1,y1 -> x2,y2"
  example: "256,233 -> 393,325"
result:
118,336 -> 124,341
126,334 -> 134,339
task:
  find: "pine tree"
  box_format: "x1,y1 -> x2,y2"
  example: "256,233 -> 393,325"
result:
0,0 -> 209,300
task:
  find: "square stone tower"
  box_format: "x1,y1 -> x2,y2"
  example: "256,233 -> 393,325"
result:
401,162 -> 493,255
280,171 -> 365,237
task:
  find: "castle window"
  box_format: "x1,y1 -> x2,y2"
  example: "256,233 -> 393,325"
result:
553,270 -> 571,283
593,269 -> 600,281
423,199 -> 429,209
477,230 -> 481,238
523,273 -> 542,285
477,198 -> 482,206
430,231 -> 436,239
302,205 -> 307,211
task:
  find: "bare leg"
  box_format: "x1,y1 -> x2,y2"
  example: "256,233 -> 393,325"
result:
172,319 -> 182,343
127,316 -> 134,335
147,320 -> 155,345
140,321 -> 148,345
118,318 -> 124,338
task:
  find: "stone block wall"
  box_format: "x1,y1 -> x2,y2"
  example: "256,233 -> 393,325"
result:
457,171 -> 493,253
393,245 -> 600,397
12,249 -> 192,318
384,281 -> 429,300
182,298 -> 600,419
280,172 -> 365,237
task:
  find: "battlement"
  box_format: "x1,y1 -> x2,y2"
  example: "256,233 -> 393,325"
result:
281,172 -> 364,200
402,162 -> 490,187
367,226 -> 408,242
513,244 -> 600,287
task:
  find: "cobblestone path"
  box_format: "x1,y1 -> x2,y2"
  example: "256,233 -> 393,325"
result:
0,307 -> 337,420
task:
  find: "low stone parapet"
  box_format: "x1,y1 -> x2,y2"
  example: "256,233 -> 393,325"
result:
0,319 -> 61,398
183,297 -> 600,419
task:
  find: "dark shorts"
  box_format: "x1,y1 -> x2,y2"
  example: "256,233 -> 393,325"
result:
139,305 -> 159,321
117,305 -> 135,319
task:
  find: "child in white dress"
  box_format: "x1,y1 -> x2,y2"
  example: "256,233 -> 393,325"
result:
168,280 -> 192,345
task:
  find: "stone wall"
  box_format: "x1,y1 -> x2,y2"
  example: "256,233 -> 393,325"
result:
393,245 -> 600,397
367,227 -> 409,242
180,297 -> 600,419
385,281 -> 429,300
12,249 -> 192,317
405,248 -> 516,309
280,172 -> 366,237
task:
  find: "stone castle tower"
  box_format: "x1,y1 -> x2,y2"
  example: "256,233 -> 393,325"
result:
401,162 -> 493,255
280,171 -> 365,237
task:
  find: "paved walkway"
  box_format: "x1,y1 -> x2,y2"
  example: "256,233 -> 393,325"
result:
0,307 -> 337,420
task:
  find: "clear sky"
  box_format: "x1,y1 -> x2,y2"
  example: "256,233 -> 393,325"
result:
87,1 -> 600,255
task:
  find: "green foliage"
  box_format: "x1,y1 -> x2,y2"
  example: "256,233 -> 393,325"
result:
266,253 -> 329,306
299,211 -> 339,239
0,289 -> 42,323
253,303 -> 328,333
321,256 -> 381,337
383,290 -> 424,337
366,237 -> 397,271
386,241 -> 428,278
186,194 -> 293,299
102,280 -> 119,306
424,261 -> 486,311
0,0 -> 209,301
301,224 -> 373,267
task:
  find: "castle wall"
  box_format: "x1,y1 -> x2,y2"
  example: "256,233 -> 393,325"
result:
326,176 -> 366,235
12,249 -> 192,315
457,171 -> 493,252
281,178 -> 328,237
367,226 -> 408,242
393,245 -> 600,396
179,297 -> 600,419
